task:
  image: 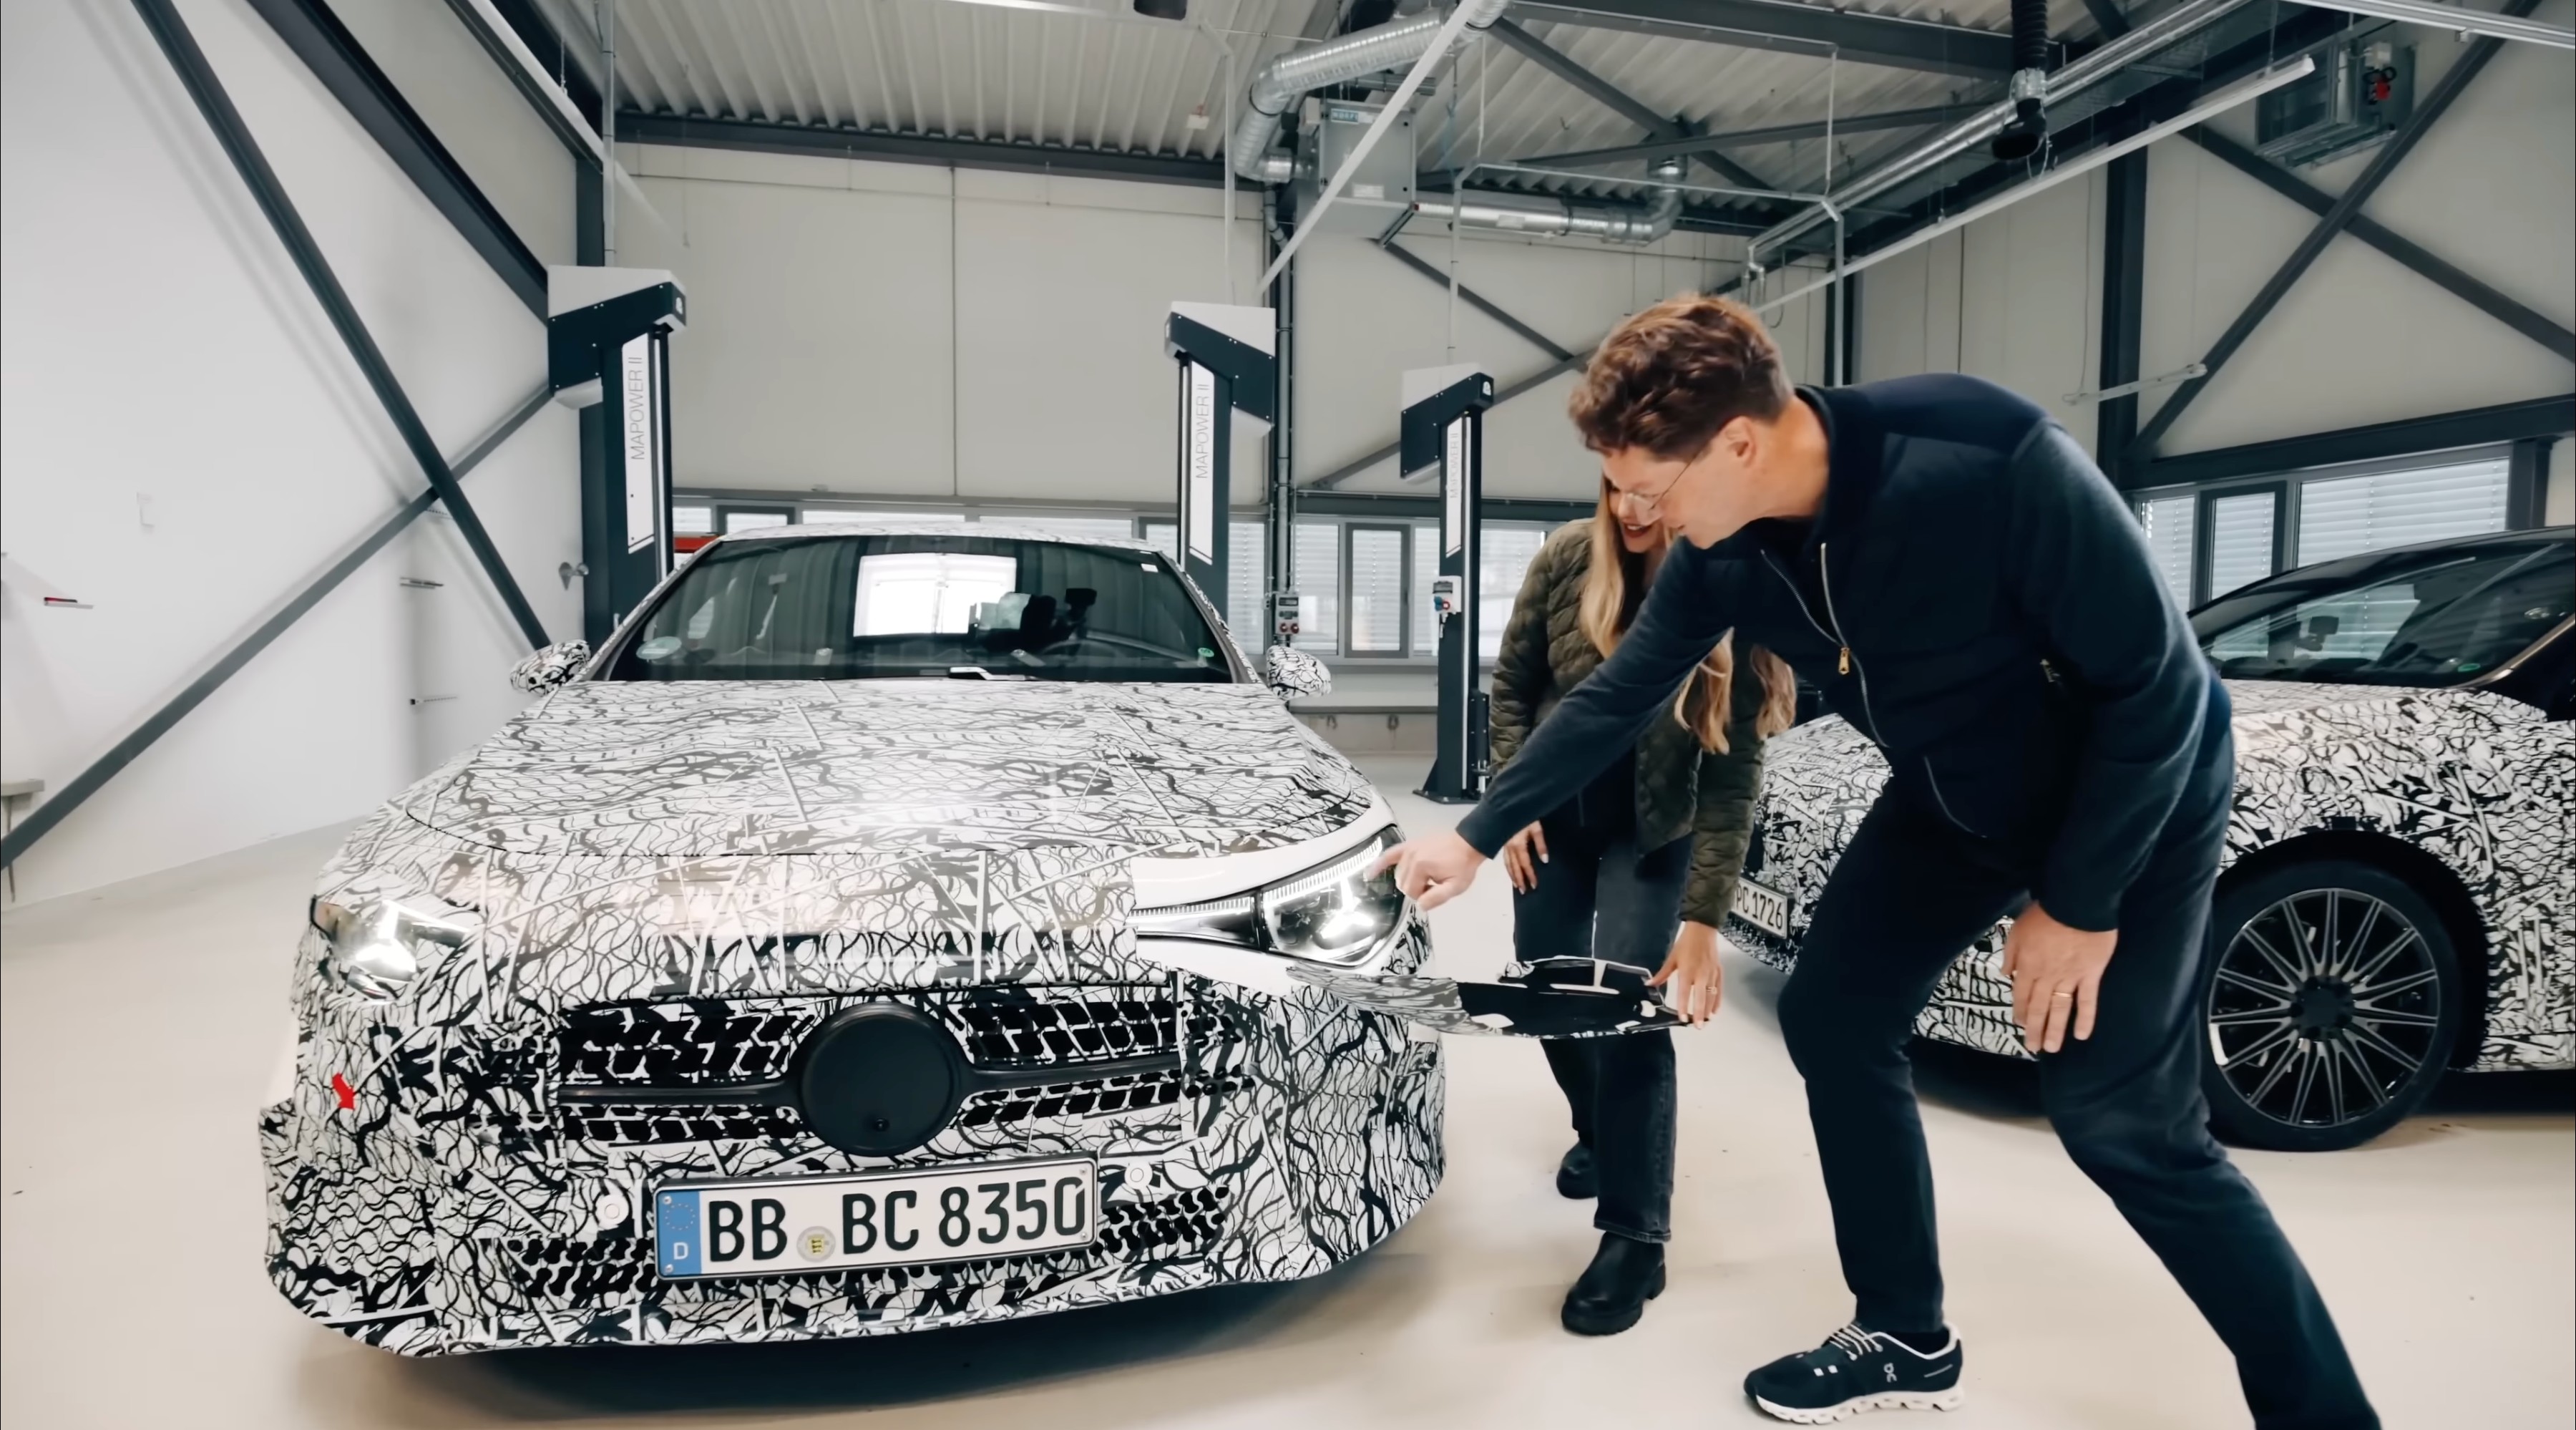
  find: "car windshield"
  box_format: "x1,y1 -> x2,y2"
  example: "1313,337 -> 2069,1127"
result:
2191,538 -> 2573,686
603,532 -> 1236,683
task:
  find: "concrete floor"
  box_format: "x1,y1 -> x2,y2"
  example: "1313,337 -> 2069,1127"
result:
4,757 -> 2569,1429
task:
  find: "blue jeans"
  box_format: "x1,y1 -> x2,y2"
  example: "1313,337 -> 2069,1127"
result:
1512,810 -> 1687,1245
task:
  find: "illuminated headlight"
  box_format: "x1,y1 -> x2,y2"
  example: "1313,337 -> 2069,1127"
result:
309,897 -> 467,999
1135,827 -> 1406,966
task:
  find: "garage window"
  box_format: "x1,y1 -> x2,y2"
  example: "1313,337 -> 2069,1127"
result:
2131,447 -> 2517,609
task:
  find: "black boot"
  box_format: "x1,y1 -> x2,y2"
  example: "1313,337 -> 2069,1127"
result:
1555,1143 -> 1598,1200
1561,1232 -> 1666,1336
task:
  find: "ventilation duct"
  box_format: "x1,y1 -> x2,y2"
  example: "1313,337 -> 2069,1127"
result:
1991,0 -> 2050,160
1753,0 -> 2256,256
1237,0 -> 1683,245
1410,159 -> 1687,243
1229,0 -> 1512,185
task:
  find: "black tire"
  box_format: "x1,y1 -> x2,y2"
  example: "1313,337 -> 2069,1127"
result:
2197,858 -> 2462,1152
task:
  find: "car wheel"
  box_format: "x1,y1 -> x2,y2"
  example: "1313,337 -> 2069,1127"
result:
2197,859 -> 2461,1152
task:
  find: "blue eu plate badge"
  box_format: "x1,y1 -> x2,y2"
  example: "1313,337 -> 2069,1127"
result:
657,1190 -> 702,1277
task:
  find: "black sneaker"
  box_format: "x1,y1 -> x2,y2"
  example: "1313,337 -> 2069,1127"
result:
1555,1143 -> 1598,1200
1744,1323 -> 1964,1424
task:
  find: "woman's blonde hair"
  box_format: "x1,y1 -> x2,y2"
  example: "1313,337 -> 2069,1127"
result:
1577,481 -> 1797,753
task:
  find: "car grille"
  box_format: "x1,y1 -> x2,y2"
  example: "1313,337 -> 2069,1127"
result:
555,985 -> 1201,1145
560,1103 -> 806,1145
558,1001 -> 814,1087
957,1069 -> 1246,1129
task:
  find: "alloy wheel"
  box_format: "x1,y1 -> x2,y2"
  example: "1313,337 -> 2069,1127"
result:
2207,887 -> 2444,1134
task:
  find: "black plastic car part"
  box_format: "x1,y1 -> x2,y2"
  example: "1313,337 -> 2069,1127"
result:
554,999 -> 1184,1154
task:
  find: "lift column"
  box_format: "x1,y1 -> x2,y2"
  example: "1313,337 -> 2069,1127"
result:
1404,364 -> 1496,804
1163,302 -> 1276,618
550,266 -> 687,642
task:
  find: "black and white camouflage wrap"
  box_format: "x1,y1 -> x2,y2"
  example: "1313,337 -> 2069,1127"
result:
264,676 -> 1444,1355
1726,681 -> 2573,1070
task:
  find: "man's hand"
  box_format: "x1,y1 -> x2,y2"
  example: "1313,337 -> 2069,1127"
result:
2001,902 -> 2118,1054
1501,822 -> 1550,893
1648,920 -> 1724,1024
1370,831 -> 1487,911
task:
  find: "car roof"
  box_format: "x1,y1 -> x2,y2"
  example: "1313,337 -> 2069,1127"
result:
2190,522 -> 2570,615
707,520 -> 1162,555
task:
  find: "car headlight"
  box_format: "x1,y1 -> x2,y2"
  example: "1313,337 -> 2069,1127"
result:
1135,826 -> 1406,966
309,896 -> 467,998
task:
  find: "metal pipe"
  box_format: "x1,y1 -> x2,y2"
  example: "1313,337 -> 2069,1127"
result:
1753,0 -> 2258,256
1750,57 -> 2316,317
1229,0 -> 1511,183
2297,0 -> 2572,47
1413,157 -> 1687,243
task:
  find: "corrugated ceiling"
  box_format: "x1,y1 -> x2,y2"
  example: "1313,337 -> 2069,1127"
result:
559,0 -> 2124,215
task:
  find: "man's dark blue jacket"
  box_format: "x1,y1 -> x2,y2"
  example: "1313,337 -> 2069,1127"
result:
1455,373 -> 2223,933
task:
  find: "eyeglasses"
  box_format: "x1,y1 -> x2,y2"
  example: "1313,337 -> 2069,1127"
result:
1610,450 -> 1706,517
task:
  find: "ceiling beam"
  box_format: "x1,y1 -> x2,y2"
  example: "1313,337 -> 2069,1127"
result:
2181,126 -> 2575,363
244,0 -> 546,316
2132,0 -> 2540,457
2126,394 -> 2575,490
619,112 -> 1229,186
1488,16 -> 1671,133
1485,18 -> 1780,197
1513,0 -> 2012,77
1516,103 -> 1989,169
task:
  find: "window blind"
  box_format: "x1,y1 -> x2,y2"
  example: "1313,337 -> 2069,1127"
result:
2297,457 -> 2510,567
2206,492 -> 2277,599
1294,520 -> 1340,656
1479,524 -> 1554,661
1347,527 -> 1408,654
2137,495 -> 2195,609
1413,522 -> 1442,656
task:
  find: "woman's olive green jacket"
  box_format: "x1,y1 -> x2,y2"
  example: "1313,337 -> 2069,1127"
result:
1488,521 -> 1767,929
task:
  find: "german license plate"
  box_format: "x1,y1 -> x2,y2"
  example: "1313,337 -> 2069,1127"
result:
655,1157 -> 1096,1279
1735,878 -> 1791,938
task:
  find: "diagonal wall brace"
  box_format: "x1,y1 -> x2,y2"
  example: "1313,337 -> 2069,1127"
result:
129,0 -> 552,651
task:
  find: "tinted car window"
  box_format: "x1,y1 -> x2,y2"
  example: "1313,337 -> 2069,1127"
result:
605,534 -> 1234,683
2194,539 -> 2573,687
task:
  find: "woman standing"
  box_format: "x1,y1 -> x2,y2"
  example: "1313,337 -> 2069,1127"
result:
1489,485 -> 1795,1336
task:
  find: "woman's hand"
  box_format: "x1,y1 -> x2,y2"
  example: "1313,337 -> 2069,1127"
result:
1649,921 -> 1724,1024
1501,822 -> 1550,892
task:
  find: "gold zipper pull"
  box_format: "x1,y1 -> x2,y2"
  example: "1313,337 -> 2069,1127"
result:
1839,646 -> 1852,676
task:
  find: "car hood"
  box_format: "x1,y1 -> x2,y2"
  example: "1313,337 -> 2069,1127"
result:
399,678 -> 1375,861
1756,678 -> 2467,836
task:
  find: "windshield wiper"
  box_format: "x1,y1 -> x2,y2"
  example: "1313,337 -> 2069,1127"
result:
944,666 -> 1031,681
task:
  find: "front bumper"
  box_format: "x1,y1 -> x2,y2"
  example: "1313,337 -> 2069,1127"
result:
263,933 -> 1443,1354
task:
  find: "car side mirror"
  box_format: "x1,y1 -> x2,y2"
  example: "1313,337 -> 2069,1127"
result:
1263,645 -> 1330,701
509,639 -> 592,693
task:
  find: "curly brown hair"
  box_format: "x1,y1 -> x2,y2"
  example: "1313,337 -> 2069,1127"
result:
1568,294 -> 1791,459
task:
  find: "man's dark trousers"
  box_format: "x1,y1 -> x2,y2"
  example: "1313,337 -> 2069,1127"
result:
1776,711 -> 2378,1430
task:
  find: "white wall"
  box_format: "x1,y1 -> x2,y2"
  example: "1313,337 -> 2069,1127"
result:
611,143 -> 1776,508
612,144 -> 1269,506
1854,173 -> 2109,454
1851,12 -> 2575,463
2138,14 -> 2576,453
1294,223 -> 1745,497
0,0 -> 580,904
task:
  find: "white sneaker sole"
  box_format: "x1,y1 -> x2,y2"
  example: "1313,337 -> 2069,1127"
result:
1750,1388 -> 1966,1424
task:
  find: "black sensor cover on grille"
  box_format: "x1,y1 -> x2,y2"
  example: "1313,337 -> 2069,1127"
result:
794,1003 -> 970,1155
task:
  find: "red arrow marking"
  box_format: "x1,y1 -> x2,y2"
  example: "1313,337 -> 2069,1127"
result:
331,1074 -> 357,1112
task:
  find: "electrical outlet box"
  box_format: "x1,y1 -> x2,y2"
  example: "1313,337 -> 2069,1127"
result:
2258,35 -> 2413,170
